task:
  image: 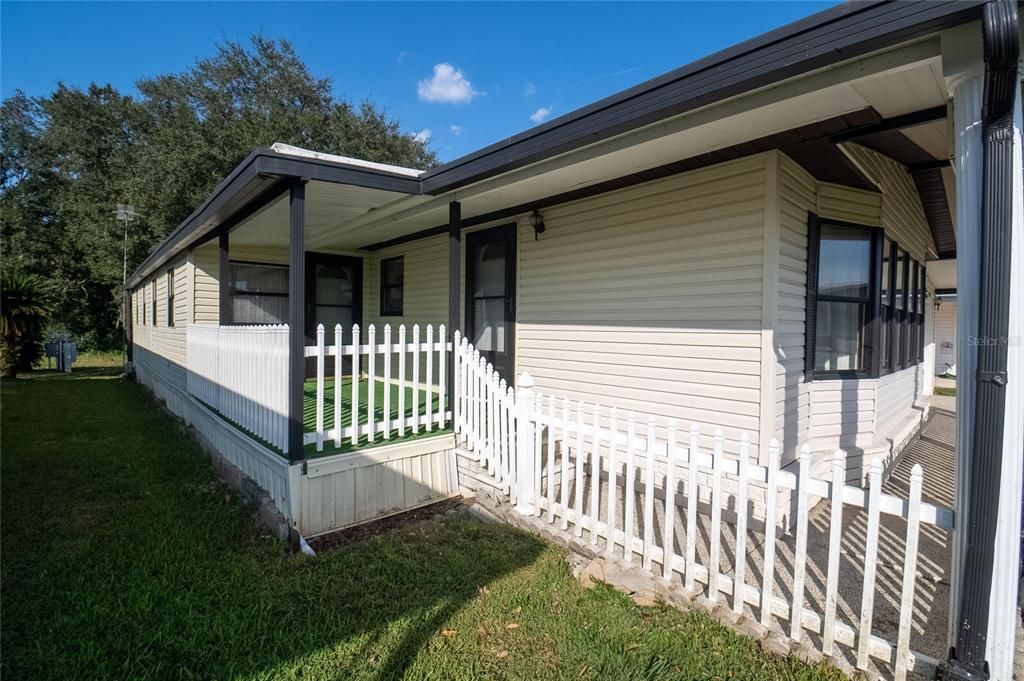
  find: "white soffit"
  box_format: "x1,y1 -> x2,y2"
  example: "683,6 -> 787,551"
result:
928,258 -> 957,290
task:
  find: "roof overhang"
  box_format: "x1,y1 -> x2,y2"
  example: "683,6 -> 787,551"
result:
129,0 -> 987,286
128,149 -> 422,286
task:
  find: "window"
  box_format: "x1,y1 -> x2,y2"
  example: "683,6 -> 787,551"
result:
808,220 -> 876,376
166,269 -> 175,327
879,244 -> 891,372
151,281 -> 157,327
806,215 -> 927,380
379,257 -> 404,316
229,262 -> 288,324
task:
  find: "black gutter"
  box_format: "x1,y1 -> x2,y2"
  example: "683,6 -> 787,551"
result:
418,0 -> 985,195
945,1 -> 1019,679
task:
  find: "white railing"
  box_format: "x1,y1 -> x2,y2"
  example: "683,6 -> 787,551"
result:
186,324 -> 289,451
452,334 -> 953,681
453,334 -> 518,498
305,323 -> 453,451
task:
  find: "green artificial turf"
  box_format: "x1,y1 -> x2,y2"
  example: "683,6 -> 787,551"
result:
1,360 -> 844,681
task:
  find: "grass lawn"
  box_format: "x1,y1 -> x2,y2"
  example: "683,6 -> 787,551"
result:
1,359 -> 843,681
934,386 -> 956,397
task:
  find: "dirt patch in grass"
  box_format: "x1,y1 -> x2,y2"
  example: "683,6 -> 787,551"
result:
308,497 -> 465,552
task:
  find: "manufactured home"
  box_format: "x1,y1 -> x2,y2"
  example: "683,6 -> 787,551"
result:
127,2 -> 1022,679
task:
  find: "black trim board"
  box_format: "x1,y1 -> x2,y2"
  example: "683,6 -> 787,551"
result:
417,1 -> 984,194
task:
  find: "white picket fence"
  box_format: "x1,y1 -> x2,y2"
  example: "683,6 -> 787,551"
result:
305,323 -> 453,451
186,324 -> 289,451
452,335 -> 953,680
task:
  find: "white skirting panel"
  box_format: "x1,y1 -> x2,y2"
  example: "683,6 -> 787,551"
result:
133,344 -> 292,520
294,434 -> 459,537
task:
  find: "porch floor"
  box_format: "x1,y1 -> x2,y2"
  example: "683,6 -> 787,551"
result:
302,377 -> 450,459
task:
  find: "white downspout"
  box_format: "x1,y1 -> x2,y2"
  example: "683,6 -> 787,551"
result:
943,22 -> 985,653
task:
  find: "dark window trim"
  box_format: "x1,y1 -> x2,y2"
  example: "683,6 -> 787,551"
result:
166,268 -> 175,327
806,216 -> 928,382
805,215 -> 881,381
224,260 -> 290,327
304,252 -> 363,341
150,281 -> 157,327
379,256 -> 404,317
227,260 -> 290,300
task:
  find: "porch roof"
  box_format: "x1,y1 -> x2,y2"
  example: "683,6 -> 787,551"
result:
128,0 -> 983,286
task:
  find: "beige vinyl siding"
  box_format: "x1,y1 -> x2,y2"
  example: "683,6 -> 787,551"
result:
364,235 -> 448,333
934,299 -> 956,375
774,155 -> 817,462
841,142 -> 935,261
816,182 -> 882,226
516,154 -> 767,457
132,258 -> 189,392
193,243 -> 220,325
769,145 -> 935,477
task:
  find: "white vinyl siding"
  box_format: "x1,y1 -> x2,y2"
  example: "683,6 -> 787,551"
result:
934,299 -> 956,375
516,155 -> 767,458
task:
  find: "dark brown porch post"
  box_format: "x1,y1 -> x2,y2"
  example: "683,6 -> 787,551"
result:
448,200 -> 461,394
218,228 -> 231,325
287,179 -> 307,462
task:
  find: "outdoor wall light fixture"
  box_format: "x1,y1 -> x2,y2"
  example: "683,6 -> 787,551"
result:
529,209 -> 546,240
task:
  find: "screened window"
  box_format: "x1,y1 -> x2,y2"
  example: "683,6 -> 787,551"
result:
229,262 -> 288,324
806,215 -> 926,381
380,257 -> 404,316
151,281 -> 157,327
166,269 -> 175,327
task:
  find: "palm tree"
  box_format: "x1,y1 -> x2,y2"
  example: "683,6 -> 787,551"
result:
1,271 -> 54,378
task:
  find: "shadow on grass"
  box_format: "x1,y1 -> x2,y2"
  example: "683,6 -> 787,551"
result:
1,364 -> 545,680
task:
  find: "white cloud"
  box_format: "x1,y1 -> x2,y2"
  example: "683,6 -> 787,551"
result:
417,63 -> 481,104
411,128 -> 432,144
449,124 -> 463,136
529,106 -> 553,124
396,50 -> 408,64
524,81 -> 536,97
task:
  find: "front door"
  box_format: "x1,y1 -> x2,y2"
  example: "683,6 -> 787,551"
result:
466,224 -> 516,379
305,253 -> 362,362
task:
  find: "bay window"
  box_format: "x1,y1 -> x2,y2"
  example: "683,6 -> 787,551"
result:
805,214 -> 926,380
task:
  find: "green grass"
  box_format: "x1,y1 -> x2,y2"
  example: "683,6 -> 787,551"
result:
1,360 -> 843,681
934,386 -> 956,397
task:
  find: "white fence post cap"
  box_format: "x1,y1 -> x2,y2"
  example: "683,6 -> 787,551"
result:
517,372 -> 534,389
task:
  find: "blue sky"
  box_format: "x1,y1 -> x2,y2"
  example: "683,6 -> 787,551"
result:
2,1 -> 839,162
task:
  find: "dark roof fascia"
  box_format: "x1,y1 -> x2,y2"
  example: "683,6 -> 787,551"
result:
363,108 -> 885,251
417,0 -> 985,195
127,149 -> 422,287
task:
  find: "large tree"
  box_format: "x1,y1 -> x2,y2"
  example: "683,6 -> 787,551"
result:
0,36 -> 436,351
